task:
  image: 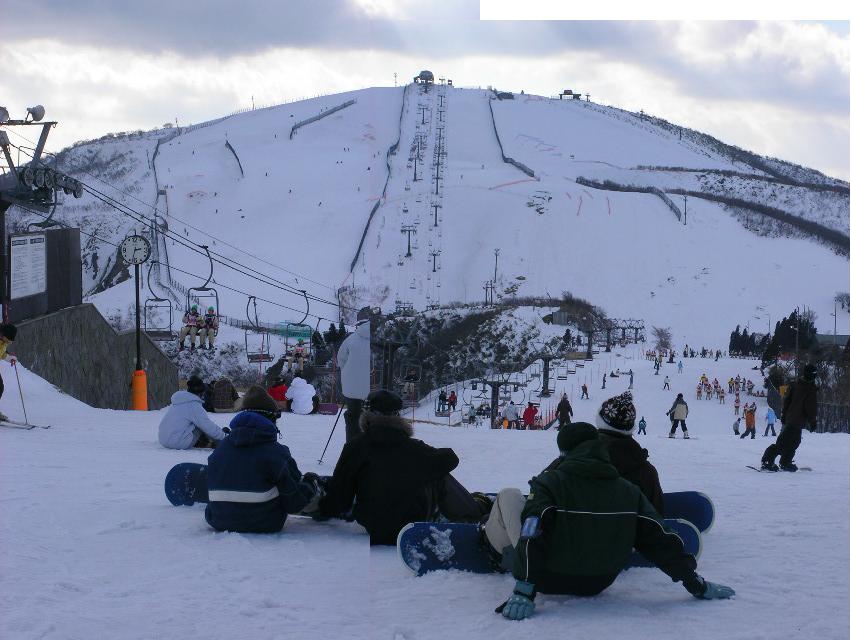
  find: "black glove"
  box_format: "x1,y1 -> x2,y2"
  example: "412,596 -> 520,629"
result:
222,426 -> 231,435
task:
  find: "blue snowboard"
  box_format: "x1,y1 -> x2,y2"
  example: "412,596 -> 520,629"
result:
484,490 -> 714,533
398,518 -> 701,576
663,491 -> 714,533
164,462 -> 208,506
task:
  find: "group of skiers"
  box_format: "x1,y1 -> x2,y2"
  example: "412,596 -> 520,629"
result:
178,305 -> 219,352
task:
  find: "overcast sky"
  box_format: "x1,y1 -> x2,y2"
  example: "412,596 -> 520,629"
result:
1,2 -> 848,179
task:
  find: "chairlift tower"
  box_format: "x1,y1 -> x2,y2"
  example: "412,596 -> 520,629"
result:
401,225 -> 417,257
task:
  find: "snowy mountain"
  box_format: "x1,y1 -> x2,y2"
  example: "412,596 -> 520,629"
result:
10,83 -> 849,347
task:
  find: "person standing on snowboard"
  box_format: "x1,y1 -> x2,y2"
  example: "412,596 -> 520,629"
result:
317,390 -> 489,545
205,386 -> 321,534
761,364 -> 818,472
555,393 -> 573,429
483,423 -> 734,621
666,393 -> 690,438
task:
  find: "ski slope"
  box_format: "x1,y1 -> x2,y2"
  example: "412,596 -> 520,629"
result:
17,84 -> 849,345
1,354 -> 847,640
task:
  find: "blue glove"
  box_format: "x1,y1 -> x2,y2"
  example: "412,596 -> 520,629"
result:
498,581 -> 536,620
695,577 -> 735,600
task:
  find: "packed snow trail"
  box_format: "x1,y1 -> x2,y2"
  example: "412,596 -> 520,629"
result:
0,354 -> 847,639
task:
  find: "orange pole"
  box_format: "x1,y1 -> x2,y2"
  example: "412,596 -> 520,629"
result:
131,369 -> 148,410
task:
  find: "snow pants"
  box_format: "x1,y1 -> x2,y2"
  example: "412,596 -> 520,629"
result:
484,488 -> 526,554
425,475 -> 487,524
0,371 -> 4,401
740,426 -> 756,439
669,419 -> 688,435
343,398 -> 362,443
764,423 -> 777,437
762,425 -> 803,466
199,328 -> 216,349
179,326 -> 198,346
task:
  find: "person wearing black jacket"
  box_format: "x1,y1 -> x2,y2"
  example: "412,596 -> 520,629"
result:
554,393 -> 573,429
318,389 -> 487,545
761,364 -> 819,472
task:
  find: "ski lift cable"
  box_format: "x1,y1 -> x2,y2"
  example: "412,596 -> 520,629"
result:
11,203 -> 331,326
80,184 -> 349,313
79,184 -> 353,315
2,126 -> 335,293
9,141 -> 351,313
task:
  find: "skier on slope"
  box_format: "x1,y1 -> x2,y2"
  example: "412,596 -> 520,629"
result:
663,375 -> 670,390
205,386 -> 320,534
666,393 -> 690,439
0,323 -> 18,423
764,406 -> 777,437
504,401 -> 521,429
158,376 -> 227,449
761,364 -> 818,472
555,393 -> 573,429
483,422 -> 734,621
317,390 -> 490,545
580,383 -> 589,400
522,402 -> 538,430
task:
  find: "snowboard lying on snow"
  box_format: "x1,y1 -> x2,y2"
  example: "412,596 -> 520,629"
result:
398,518 -> 702,577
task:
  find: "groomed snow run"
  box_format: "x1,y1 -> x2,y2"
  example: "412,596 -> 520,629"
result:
1,352 -> 848,640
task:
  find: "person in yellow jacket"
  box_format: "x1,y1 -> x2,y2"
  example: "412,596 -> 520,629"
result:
0,323 -> 19,422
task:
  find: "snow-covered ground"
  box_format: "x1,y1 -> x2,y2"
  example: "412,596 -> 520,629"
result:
1,351 -> 847,640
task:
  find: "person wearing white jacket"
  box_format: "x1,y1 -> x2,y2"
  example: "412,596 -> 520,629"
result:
158,376 -> 226,449
337,317 -> 371,441
285,375 -> 318,415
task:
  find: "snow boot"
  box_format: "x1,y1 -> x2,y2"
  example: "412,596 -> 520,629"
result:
779,462 -> 798,472
668,433 -> 675,438
761,461 -> 779,472
683,432 -> 690,439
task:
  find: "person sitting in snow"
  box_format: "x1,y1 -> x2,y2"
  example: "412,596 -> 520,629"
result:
483,422 -> 734,621
158,376 -> 227,449
317,389 -> 490,545
205,385 -> 320,534
285,373 -> 319,415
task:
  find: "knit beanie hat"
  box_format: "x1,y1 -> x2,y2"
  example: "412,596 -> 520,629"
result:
186,375 -> 206,395
557,421 -> 598,453
595,391 -> 637,436
0,323 -> 17,341
365,389 -> 403,415
240,385 -> 280,418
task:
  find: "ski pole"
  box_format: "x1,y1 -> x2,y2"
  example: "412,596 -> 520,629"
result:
318,404 -> 345,465
12,362 -> 28,425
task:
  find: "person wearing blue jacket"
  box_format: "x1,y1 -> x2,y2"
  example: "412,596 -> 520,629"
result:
205,385 -> 319,534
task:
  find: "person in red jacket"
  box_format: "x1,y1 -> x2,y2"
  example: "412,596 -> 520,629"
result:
268,377 -> 289,404
522,402 -> 538,431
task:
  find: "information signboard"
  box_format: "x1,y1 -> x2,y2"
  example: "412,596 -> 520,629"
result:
10,233 -> 47,299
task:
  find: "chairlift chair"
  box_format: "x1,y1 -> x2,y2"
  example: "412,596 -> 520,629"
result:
245,296 -> 274,364
143,262 -> 176,341
186,244 -> 220,325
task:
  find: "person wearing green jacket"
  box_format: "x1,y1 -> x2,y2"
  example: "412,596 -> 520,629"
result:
485,422 -> 735,621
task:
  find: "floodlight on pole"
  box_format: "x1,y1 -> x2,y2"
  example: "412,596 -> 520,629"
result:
26,105 -> 45,122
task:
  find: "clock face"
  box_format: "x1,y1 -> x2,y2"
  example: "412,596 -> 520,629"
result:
120,235 -> 151,265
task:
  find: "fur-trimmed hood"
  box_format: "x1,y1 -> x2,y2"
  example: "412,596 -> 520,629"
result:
359,412 -> 413,441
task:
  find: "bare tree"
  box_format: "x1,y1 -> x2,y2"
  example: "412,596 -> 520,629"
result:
652,326 -> 673,351
835,292 -> 850,311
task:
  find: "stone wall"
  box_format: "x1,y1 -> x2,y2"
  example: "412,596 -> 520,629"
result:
13,303 -> 178,410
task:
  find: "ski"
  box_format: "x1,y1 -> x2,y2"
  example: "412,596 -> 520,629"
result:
0,419 -> 51,430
